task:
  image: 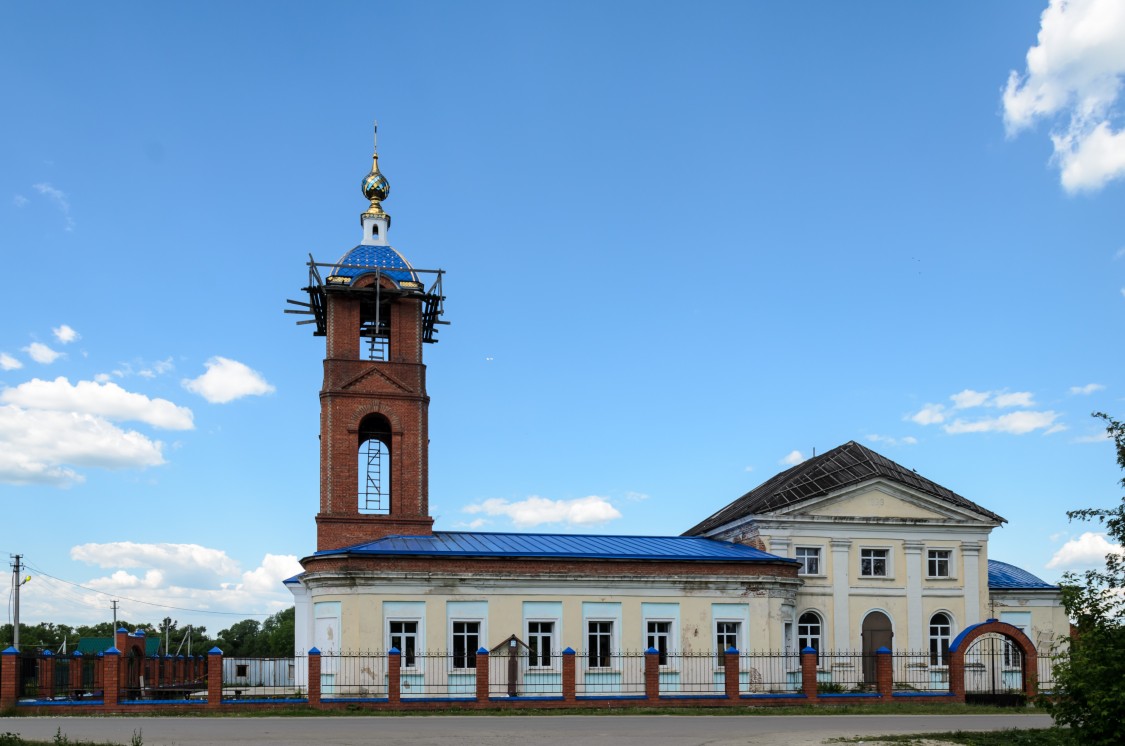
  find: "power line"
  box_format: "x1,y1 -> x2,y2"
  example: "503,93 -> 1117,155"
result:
22,562 -> 271,618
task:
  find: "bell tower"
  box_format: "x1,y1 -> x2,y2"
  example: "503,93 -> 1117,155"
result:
288,123 -> 447,551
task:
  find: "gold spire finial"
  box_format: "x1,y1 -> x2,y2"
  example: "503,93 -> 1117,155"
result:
361,119 -> 390,226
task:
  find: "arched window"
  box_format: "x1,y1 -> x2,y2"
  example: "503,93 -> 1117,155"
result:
929,612 -> 952,665
798,611 -> 822,655
358,413 -> 392,514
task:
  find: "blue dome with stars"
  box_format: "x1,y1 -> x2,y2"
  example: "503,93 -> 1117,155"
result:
328,244 -> 419,287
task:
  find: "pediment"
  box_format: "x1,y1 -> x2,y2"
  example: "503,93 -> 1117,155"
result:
774,479 -> 991,523
338,365 -> 413,394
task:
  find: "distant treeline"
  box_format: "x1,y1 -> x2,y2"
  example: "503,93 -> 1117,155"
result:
0,606 -> 294,657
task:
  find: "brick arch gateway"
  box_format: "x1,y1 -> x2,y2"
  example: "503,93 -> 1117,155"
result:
948,619 -> 1038,699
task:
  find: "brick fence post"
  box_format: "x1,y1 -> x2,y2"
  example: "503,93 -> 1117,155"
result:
1,646 -> 18,710
103,647 -> 120,710
207,647 -> 223,708
724,647 -> 740,701
70,652 -> 83,697
387,647 -> 401,704
94,652 -> 104,693
307,648 -> 321,706
801,647 -> 818,701
949,649 -> 965,703
876,647 -> 893,700
40,650 -> 54,699
562,648 -> 576,703
475,648 -> 489,703
644,648 -> 660,702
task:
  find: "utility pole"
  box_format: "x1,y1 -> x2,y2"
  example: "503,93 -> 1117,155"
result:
111,600 -> 119,631
10,554 -> 21,651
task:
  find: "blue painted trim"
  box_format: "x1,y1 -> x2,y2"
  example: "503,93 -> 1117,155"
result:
819,692 -> 880,699
121,699 -> 208,706
134,630 -> 146,637
645,647 -> 659,655
740,693 -> 805,699
221,698 -> 309,704
208,646 -> 223,655
42,650 -> 53,657
321,697 -> 390,703
116,627 -> 128,633
893,691 -> 955,698
725,647 -> 739,655
562,648 -> 575,655
381,697 -> 476,703
876,646 -> 891,654
660,694 -> 728,700
104,647 -> 121,656
388,647 -> 400,655
476,647 -> 489,655
3,646 -> 20,655
801,646 -> 817,654
575,695 -> 648,701
488,696 -> 565,702
308,647 -> 320,655
17,699 -> 106,706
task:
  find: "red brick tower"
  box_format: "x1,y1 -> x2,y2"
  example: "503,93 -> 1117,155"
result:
289,124 -> 446,551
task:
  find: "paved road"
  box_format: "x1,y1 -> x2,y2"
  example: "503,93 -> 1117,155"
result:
0,714 -> 1054,746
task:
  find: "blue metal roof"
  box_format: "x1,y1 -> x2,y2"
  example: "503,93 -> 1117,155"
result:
988,559 -> 1057,590
316,530 -> 794,563
330,244 -> 418,286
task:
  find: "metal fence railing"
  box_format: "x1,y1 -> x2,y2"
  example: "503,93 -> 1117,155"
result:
813,651 -> 871,693
575,651 -> 646,696
891,650 -> 949,691
400,652 -> 477,698
320,652 -> 387,699
488,652 -> 561,698
739,651 -> 801,693
659,652 -> 724,694
221,656 -> 306,700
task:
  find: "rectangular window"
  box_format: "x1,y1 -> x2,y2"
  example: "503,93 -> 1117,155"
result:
795,547 -> 821,575
587,620 -> 613,668
528,621 -> 554,667
715,621 -> 740,665
646,621 -> 672,665
389,620 -> 418,668
451,621 -> 479,669
927,549 -> 951,578
860,548 -> 889,577
235,664 -> 248,678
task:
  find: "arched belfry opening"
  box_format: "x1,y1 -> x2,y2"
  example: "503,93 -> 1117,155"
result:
358,413 -> 392,514
286,122 -> 447,551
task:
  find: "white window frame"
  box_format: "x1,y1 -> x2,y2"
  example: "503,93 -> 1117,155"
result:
525,619 -> 557,670
928,612 -> 952,667
715,619 -> 742,666
794,546 -> 823,576
926,548 -> 954,579
797,611 -> 822,658
586,619 -> 615,670
859,546 -> 892,578
387,618 -> 422,669
645,619 -> 674,667
449,619 -> 482,671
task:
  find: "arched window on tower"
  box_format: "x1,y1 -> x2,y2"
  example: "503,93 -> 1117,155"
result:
358,413 -> 392,514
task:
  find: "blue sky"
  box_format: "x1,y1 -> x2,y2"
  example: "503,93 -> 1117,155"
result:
2,1 -> 1123,631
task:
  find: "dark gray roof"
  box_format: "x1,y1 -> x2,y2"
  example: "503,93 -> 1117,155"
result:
988,559 -> 1057,590
684,441 -> 1006,536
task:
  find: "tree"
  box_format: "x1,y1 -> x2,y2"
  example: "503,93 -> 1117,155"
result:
1048,412 -> 1125,745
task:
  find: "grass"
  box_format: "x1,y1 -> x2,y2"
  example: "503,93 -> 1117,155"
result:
0,728 -> 143,746
831,728 -> 1072,746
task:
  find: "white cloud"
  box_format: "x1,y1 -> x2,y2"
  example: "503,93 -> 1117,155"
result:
58,543 -> 303,623
0,353 -> 22,371
1074,431 -> 1111,443
1,377 -> 194,430
780,450 -> 805,466
463,495 -> 623,527
991,391 -> 1035,408
1046,531 -> 1124,569
1115,246 -> 1125,260
24,342 -> 61,364
943,410 -> 1061,435
624,491 -> 650,502
1069,382 -> 1105,395
13,195 -> 28,208
138,357 -> 174,379
32,182 -> 75,230
0,405 -> 165,486
52,324 -> 79,344
1003,0 -> 1125,192
744,465 -> 755,473
867,434 -> 918,446
910,403 -> 946,425
182,356 -> 275,403
951,389 -> 990,409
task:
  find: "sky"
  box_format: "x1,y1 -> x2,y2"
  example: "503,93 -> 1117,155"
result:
1,0 -> 1124,633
